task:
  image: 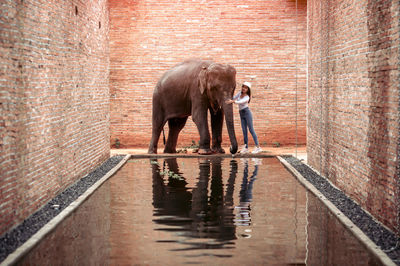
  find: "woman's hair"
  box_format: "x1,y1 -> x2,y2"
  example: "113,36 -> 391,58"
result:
242,85 -> 251,103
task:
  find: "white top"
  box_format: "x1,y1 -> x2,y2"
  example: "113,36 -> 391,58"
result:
232,92 -> 249,110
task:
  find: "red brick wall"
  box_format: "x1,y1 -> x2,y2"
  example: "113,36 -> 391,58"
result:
0,0 -> 110,235
307,0 -> 400,232
109,0 -> 307,149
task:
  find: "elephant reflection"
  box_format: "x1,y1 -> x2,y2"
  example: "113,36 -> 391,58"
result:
151,158 -> 191,219
150,158 -> 239,247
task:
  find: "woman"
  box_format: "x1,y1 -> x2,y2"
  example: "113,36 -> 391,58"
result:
226,82 -> 262,154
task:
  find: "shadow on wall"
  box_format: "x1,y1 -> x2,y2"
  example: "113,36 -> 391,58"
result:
366,0 -> 393,228
288,0 -> 307,5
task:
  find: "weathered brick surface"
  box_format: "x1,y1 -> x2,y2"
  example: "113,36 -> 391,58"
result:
0,0 -> 110,235
108,0 -> 307,149
307,0 -> 400,232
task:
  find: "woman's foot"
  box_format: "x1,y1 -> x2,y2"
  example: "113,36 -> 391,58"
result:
239,145 -> 249,154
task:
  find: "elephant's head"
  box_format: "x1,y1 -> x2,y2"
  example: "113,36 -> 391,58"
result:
198,63 -> 238,154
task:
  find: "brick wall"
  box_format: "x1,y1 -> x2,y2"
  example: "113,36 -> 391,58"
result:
307,0 -> 400,232
109,0 -> 307,149
0,0 -> 110,235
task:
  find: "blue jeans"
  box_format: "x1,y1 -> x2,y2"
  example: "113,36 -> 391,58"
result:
240,161 -> 258,202
239,107 -> 259,148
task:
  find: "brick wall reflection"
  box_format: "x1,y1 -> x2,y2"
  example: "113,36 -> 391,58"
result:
18,182 -> 111,265
108,158 -> 308,264
306,192 -> 380,265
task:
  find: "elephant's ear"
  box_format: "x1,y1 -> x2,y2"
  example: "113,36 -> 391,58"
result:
198,67 -> 208,94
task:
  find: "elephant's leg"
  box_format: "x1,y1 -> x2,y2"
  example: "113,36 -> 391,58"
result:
210,109 -> 225,154
165,158 -> 187,187
164,117 -> 188,153
192,109 -> 212,155
191,159 -> 210,216
148,112 -> 166,154
151,159 -> 166,208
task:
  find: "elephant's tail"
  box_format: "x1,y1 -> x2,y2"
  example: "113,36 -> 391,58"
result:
162,127 -> 166,145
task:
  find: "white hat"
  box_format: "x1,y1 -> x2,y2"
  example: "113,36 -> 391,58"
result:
242,81 -> 252,89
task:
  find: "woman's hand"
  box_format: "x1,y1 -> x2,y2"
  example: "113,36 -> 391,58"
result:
225,99 -> 234,104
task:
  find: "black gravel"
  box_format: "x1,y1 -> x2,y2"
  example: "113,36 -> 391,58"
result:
282,155 -> 400,265
0,155 -> 126,264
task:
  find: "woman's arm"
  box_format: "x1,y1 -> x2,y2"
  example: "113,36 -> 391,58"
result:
232,92 -> 240,100
234,95 -> 249,104
226,92 -> 241,104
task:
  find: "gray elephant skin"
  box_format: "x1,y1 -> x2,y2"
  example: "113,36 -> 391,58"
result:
148,59 -> 238,155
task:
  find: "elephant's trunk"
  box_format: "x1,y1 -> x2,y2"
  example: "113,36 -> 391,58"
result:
223,102 -> 238,154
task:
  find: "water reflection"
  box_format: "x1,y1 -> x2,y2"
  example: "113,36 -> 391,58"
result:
151,158 -> 240,251
235,158 -> 260,230
16,158 -> 383,265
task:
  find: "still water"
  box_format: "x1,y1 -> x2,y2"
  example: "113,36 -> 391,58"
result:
18,157 -> 381,265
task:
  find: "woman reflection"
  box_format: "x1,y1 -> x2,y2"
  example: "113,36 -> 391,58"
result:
235,158 -> 261,235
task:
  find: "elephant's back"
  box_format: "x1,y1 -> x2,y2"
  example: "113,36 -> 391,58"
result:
156,59 -> 211,95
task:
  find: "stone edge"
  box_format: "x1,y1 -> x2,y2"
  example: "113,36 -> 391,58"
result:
277,156 -> 396,266
0,154 -> 131,266
129,153 -> 276,159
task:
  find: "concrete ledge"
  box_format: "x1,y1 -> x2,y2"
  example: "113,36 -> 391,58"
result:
130,152 -> 276,159
111,145 -> 307,159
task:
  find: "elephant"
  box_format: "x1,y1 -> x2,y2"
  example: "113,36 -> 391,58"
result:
148,59 -> 238,155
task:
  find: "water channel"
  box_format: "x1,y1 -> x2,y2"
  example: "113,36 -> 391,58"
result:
17,157 -> 381,265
